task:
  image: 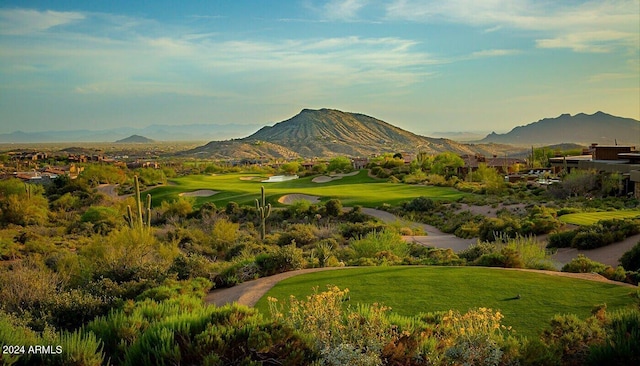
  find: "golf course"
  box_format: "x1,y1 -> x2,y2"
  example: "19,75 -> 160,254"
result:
559,210 -> 640,225
253,266 -> 638,338
148,170 -> 468,207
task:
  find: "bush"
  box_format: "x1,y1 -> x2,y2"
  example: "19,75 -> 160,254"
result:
349,230 -> 408,262
325,199 -> 343,217
403,196 -> 436,212
547,230 -> 577,248
255,244 -> 306,276
587,308 -> 640,365
277,223 -> 317,247
620,241 -> 640,271
341,222 -> 386,239
562,255 -> 607,274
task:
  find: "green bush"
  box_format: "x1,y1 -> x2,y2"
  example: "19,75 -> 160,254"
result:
561,255 -> 607,274
620,241 -> 640,271
403,196 -> 436,212
349,230 -> 408,261
341,222 -> 386,239
255,244 -> 306,276
588,308 -> 640,365
547,230 -> 577,248
277,223 -> 317,247
541,313 -> 606,366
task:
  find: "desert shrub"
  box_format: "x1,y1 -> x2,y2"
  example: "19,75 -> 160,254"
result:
80,206 -> 121,234
214,259 -> 259,288
325,199 -> 343,217
549,218 -> 640,250
547,230 -> 577,248
210,218 -> 239,250
169,253 -> 217,280
268,286 -> 404,364
571,231 -> 608,250
561,254 -> 607,274
541,313 -> 606,366
341,222 -> 386,239
286,199 -> 311,219
136,278 -> 212,302
349,230 -> 408,261
478,217 -> 521,242
587,308 -> 640,365
81,226 -> 178,284
314,239 -> 337,268
0,180 -> 49,226
459,242 -> 497,263
255,244 -> 306,276
504,235 -> 555,270
403,196 -> 436,212
476,247 -> 524,268
277,223 -> 318,247
620,241 -> 640,271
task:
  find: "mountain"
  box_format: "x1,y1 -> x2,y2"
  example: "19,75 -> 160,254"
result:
115,135 -> 155,143
189,108 -> 517,158
479,112 -> 640,146
0,123 -> 263,143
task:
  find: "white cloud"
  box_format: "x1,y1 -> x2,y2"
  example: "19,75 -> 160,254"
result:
0,8 -> 84,35
471,49 -> 520,58
324,0 -> 368,20
385,0 -> 640,53
0,10 -> 436,99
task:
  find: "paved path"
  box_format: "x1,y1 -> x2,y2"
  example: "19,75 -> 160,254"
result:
360,208 -> 476,251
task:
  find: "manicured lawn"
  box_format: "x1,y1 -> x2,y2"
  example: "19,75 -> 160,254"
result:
254,266 -> 637,338
559,210 -> 640,225
148,170 -> 468,207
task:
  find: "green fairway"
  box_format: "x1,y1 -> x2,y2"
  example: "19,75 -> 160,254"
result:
254,267 -> 637,338
148,170 -> 468,207
559,210 -> 640,225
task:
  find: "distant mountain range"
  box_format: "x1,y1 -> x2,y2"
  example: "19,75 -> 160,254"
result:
0,123 -> 263,143
479,112 -> 639,146
115,135 -> 155,143
187,108 -> 516,159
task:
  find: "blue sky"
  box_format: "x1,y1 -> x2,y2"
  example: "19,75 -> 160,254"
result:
1,0 -> 638,137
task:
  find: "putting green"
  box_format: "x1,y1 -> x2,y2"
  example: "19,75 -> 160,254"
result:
559,210 -> 640,225
148,170 -> 468,207
254,266 -> 636,338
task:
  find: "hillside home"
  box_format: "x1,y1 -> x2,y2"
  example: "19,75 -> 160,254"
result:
549,144 -> 640,198
459,154 -> 526,175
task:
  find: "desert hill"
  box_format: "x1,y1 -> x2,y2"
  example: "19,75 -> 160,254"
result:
480,112 -> 639,146
115,135 -> 155,143
190,109 -> 515,158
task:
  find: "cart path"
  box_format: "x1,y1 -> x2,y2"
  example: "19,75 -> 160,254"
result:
204,266 -> 635,307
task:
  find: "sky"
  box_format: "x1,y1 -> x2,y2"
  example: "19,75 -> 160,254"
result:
0,0 -> 639,137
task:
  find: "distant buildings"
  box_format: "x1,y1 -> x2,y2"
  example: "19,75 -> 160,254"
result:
550,143 -> 640,198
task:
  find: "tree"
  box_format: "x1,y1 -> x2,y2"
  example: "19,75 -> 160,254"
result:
280,161 -> 301,175
431,152 -> 464,178
471,163 -> 506,194
327,156 -> 352,173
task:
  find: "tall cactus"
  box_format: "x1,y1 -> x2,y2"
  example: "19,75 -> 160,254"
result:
255,186 -> 272,241
124,175 -> 152,230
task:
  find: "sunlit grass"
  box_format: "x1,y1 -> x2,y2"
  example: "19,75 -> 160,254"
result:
254,266 -> 637,338
148,170 -> 469,207
559,210 -> 640,226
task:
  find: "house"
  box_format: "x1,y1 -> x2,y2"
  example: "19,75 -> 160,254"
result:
549,144 -> 640,198
459,154 -> 526,175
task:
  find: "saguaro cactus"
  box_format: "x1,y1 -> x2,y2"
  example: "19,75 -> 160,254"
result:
255,186 -> 272,241
124,175 -> 152,230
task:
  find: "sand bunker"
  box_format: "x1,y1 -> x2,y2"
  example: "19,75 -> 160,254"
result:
179,190 -> 219,197
312,171 -> 359,183
311,176 -> 336,183
239,176 -> 257,181
278,194 -> 321,205
333,171 -> 359,177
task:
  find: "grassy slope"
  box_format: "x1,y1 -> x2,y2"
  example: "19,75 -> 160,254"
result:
559,210 -> 640,225
148,170 -> 468,207
254,267 -> 637,338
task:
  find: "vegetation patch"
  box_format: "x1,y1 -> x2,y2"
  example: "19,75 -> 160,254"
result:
255,266 -> 636,338
559,210 -> 640,225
